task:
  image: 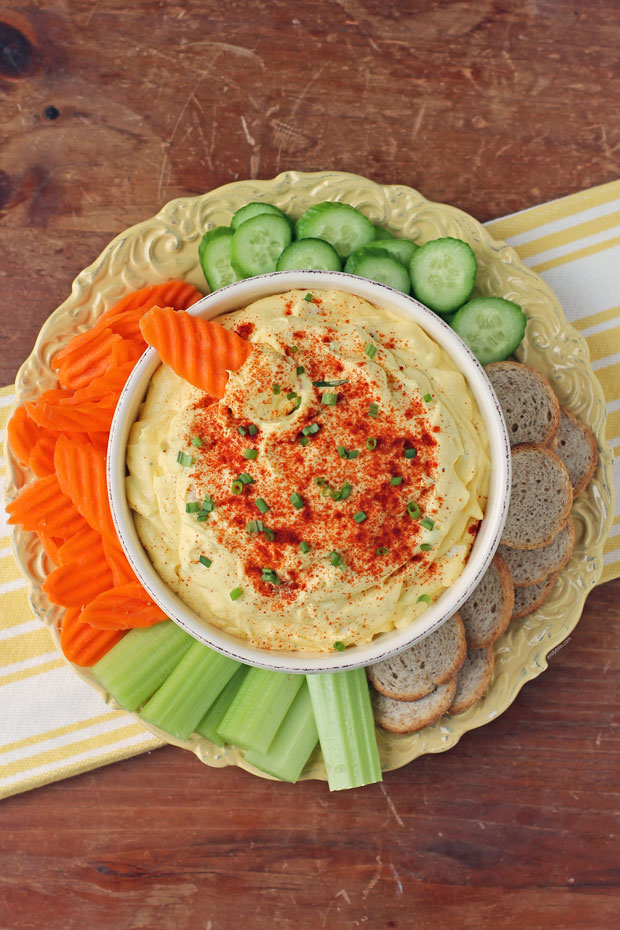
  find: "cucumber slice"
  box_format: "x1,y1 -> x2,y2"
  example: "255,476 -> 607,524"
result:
231,213 -> 293,277
276,237 -> 341,271
451,297 -> 527,365
352,238 -> 418,267
198,227 -> 242,292
295,202 -> 375,259
410,237 -> 477,314
231,202 -> 292,231
373,225 -> 395,240
344,247 -> 410,294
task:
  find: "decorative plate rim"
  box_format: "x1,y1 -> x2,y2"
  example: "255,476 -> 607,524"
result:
4,170 -> 614,781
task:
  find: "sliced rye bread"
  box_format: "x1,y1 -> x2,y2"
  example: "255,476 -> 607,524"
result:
372,677 -> 457,734
498,519 -> 574,587
367,613 -> 466,702
459,553 -> 514,649
511,570 -> 559,620
552,407 -> 598,496
501,444 -> 573,549
485,361 -> 560,447
448,646 -> 495,715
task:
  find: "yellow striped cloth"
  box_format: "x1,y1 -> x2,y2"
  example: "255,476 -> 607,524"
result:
1,181 -> 618,799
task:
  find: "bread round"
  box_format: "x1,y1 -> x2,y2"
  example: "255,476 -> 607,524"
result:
501,444 -> 573,549
367,613 -> 466,701
512,571 -> 559,620
498,519 -> 574,587
552,407 -> 598,496
372,677 -> 457,734
459,553 -> 514,648
485,361 -> 560,447
448,646 -> 495,715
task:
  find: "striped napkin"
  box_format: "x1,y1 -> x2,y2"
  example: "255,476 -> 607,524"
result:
1,181 -> 618,799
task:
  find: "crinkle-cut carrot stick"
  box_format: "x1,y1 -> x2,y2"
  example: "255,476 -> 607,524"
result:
96,281 -> 203,328
37,532 -> 63,566
25,388 -> 73,430
7,406 -> 46,466
29,433 -> 58,477
60,607 -> 124,666
102,537 -> 135,586
110,338 -> 145,368
42,554 -> 115,608
139,307 -> 253,396
57,525 -> 103,566
6,474 -> 89,537
59,361 -> 135,407
54,435 -> 117,541
81,583 -> 167,630
54,328 -> 123,390
30,397 -> 117,434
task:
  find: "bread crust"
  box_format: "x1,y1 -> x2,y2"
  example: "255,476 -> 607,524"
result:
511,570 -> 559,621
448,646 -> 495,715
460,553 -> 515,649
499,518 -> 575,588
372,677 -> 458,734
501,443 -> 573,550
553,407 -> 598,496
485,360 -> 560,447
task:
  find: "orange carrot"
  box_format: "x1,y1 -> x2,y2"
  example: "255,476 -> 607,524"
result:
42,556 -> 115,608
57,525 -> 103,566
102,537 -> 136,586
58,361 -> 135,407
37,532 -> 63,566
54,435 -> 117,541
60,607 -> 124,666
96,281 -> 203,328
28,433 -> 58,477
139,306 -> 253,396
6,474 -> 89,537
30,397 -> 118,434
54,328 -> 123,390
81,583 -> 167,630
110,338 -> 145,368
7,406 -> 44,466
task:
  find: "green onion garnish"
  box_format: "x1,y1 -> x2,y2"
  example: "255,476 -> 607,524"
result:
264,527 -> 275,542
299,435 -> 310,447
407,500 -> 421,519
333,641 -> 346,652
353,510 -> 367,523
191,436 -> 203,447
321,392 -> 338,405
272,383 -> 281,394
231,480 -> 244,495
417,594 -> 431,605
238,473 -> 254,485
238,425 -> 247,436
404,447 -> 417,459
243,448 -> 258,460
312,379 -> 349,387
329,551 -> 344,568
248,424 -> 258,436
301,422 -> 320,436
247,520 -> 259,533
376,546 -> 389,556
315,477 -> 325,486
176,451 -> 194,467
185,501 -> 201,513
287,391 -> 298,400
199,555 -> 212,568
421,517 -> 435,530
420,543 -> 431,551
296,365 -> 305,376
196,511 -> 209,522
365,343 -> 378,359
368,402 -> 379,418
390,476 -> 402,486
289,491 -> 304,510
347,449 -> 359,460
337,480 -> 352,501
304,292 -> 313,302
300,540 -> 310,554
202,494 -> 214,513
365,437 -> 378,450
261,568 -> 280,585
337,445 -> 347,458
230,587 -> 243,601
289,345 -> 298,354
423,393 -> 432,402
255,498 -> 270,514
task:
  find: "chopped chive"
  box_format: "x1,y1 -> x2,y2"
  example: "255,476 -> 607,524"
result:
231,480 -> 244,495
289,492 -> 304,510
177,451 -> 194,467
301,422 -> 320,436
312,379 -> 349,387
353,510 -> 367,524
337,445 -> 348,458
199,555 -> 212,568
238,425 -> 247,436
407,500 -> 421,519
248,423 -> 258,436
337,480 -> 352,501
421,517 -> 435,530
238,472 -> 254,485
255,498 -> 270,514
321,392 -> 338,405
230,587 -> 243,601
196,511 -> 209,522
417,594 -> 431,605
325,485 -> 337,498
333,641 -> 346,652
347,449 -> 359,460
365,343 -> 378,359
304,292 -> 313,301
404,447 -> 417,459
296,365 -> 305,376
389,476 -> 403,486
287,391 -> 298,400
299,435 -> 310,447
315,477 -> 326,486
423,393 -> 432,402
191,436 -> 203,447
202,494 -> 214,513
289,345 -> 298,354
300,540 -> 310,554
243,448 -> 258,460
264,527 -> 275,541
261,568 -> 280,586
329,551 -> 344,568
272,383 -> 281,395
368,402 -> 379,418
420,543 -> 431,551
376,546 -> 389,556
247,520 -> 258,533
185,501 -> 201,513
365,437 -> 377,451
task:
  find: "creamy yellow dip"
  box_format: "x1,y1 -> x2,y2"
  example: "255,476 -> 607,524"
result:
126,289 -> 490,653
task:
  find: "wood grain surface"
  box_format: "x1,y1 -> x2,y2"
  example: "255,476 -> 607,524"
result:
1,1 -> 619,928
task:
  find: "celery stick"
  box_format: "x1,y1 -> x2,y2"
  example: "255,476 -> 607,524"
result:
140,642 -> 240,739
306,669 -> 382,791
196,666 -> 250,746
217,668 -> 303,753
94,621 -> 192,711
245,681 -> 318,783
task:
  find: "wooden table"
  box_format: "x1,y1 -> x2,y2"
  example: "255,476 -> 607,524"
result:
1,2 -> 619,928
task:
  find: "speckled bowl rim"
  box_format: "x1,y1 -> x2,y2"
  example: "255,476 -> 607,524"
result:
108,270 -> 511,673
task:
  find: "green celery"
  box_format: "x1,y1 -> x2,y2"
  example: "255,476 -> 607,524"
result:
306,669 -> 382,791
245,681 -> 318,783
217,668 -> 303,753
195,666 -> 250,746
93,621 -> 192,711
140,642 -> 240,739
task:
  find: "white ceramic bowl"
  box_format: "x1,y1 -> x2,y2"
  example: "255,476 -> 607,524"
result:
107,271 -> 511,673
